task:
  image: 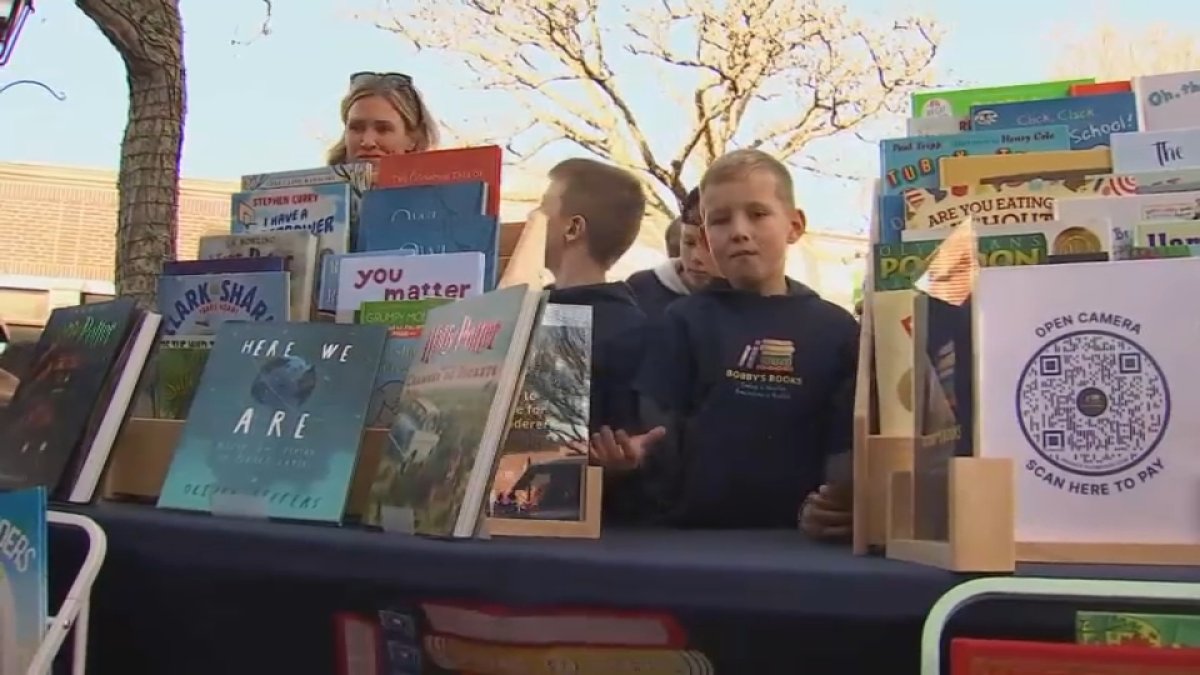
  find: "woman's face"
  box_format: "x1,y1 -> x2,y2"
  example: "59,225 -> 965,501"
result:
343,94 -> 416,162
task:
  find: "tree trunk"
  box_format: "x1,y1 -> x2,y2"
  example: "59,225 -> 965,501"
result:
76,0 -> 185,310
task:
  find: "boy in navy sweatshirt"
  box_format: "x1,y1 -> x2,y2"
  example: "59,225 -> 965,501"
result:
591,149 -> 856,535
539,158 -> 648,436
626,188 -> 718,319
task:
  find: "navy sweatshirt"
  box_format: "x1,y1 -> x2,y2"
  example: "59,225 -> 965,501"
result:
633,278 -> 859,529
626,260 -> 688,319
546,282 -> 646,434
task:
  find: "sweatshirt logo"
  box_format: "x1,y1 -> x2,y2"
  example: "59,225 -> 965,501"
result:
737,339 -> 795,373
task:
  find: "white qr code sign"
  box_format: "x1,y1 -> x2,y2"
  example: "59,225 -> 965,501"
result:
976,257 -> 1200,545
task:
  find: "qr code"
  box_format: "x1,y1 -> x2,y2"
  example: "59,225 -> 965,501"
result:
1016,330 -> 1170,477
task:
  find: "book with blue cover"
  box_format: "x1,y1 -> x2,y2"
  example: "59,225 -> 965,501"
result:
157,321 -> 389,523
162,256 -> 287,276
360,213 -> 500,290
968,92 -> 1138,150
0,487 -> 47,675
157,270 -> 291,336
879,124 -> 1071,194
240,163 -> 373,252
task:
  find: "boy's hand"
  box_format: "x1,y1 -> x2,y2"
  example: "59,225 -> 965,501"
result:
799,484 -> 852,540
589,425 -> 667,472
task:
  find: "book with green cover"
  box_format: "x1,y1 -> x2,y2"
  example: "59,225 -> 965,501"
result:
1077,611 -> 1200,648
357,298 -> 454,428
911,78 -> 1094,126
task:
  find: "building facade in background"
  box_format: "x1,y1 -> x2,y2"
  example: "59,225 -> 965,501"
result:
0,162 -> 867,338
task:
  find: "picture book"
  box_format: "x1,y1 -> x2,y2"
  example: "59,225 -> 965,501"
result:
374,145 -> 503,216
969,92 -> 1138,150
902,218 -> 1110,259
938,148 -> 1113,188
333,251 -> 485,323
1078,611 -> 1200,648
1133,219 -> 1200,248
364,285 -> 544,538
157,270 -> 290,336
1128,167 -> 1200,193
1111,127 -> 1200,174
877,193 -> 906,244
163,256 -> 287,276
0,487 -> 46,675
157,321 -> 389,523
230,182 -> 352,316
360,212 -> 500,291
910,78 -> 1092,128
975,258 -> 1200,545
149,336 -> 216,420
880,124 -> 1070,194
239,162 -> 373,254
1132,69 -> 1200,131
320,250 -> 411,314
905,116 -> 961,137
871,290 -> 917,436
357,298 -> 454,429
903,177 -> 1133,233
359,182 -> 488,228
875,231 -> 1049,291
489,303 -> 592,524
1054,190 -> 1200,260
198,231 -> 319,320
1071,80 -> 1130,96
0,299 -> 140,493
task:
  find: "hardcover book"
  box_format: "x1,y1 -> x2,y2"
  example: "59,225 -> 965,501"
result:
969,92 -> 1138,150
872,290 -> 918,436
364,285 -> 544,537
373,145 -> 503,216
148,336 -> 216,420
240,162 -> 373,259
902,176 -> 1135,231
489,303 -> 592,523
1111,127 -> 1200,174
162,257 -> 286,276
198,231 -> 319,320
0,299 -> 140,493
951,637 -> 1200,673
938,148 -> 1113,188
157,270 -> 291,336
975,258 -> 1200,544
1132,219 -> 1200,248
157,321 -> 389,523
333,251 -> 485,323
1054,189 -> 1200,260
0,487 -> 46,675
880,125 -> 1070,194
357,298 -> 454,429
875,231 -> 1050,291
910,78 -> 1092,128
1132,69 -> 1200,131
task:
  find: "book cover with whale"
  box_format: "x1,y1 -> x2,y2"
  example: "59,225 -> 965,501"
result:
157,321 -> 388,523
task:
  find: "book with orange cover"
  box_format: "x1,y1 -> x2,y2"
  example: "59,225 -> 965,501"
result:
373,145 -> 503,217
952,637 -> 1200,674
1071,81 -> 1132,96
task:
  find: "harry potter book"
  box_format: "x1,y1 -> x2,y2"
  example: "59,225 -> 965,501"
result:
364,285 -> 544,537
157,321 -> 388,523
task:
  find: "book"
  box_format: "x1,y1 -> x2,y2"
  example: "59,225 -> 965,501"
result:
1053,190 -> 1200,260
357,298 -> 454,429
879,125 -> 1071,195
0,487 -> 46,675
951,637 -> 1200,672
902,177 -> 1133,231
0,300 -> 142,494
157,321 -> 389,523
240,162 -> 374,257
374,146 -> 503,217
1133,218 -> 1200,247
1071,80 -> 1131,96
1111,127 -> 1200,174
938,148 -> 1113,188
902,218 -> 1110,258
871,290 -> 917,436
157,270 -> 291,336
149,336 -> 216,420
333,251 -> 485,324
162,257 -> 286,276
969,92 -> 1138,150
198,231 -> 320,321
1077,611 -> 1200,647
1132,69 -> 1200,131
875,230 -> 1051,291
363,285 -> 545,537
489,303 -> 592,523
910,78 -> 1093,128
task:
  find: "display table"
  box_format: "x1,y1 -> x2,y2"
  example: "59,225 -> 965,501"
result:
47,503 -> 1200,675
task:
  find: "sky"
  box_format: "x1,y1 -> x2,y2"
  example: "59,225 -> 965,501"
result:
0,0 -> 1196,235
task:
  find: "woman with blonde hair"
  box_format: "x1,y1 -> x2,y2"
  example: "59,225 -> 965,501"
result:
327,72 -> 441,165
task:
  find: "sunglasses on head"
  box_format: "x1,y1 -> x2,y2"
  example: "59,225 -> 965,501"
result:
349,71 -> 414,89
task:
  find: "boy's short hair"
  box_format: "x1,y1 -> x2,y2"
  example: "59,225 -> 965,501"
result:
699,149 -> 796,210
681,187 -> 701,226
548,158 -> 647,266
665,218 -> 682,257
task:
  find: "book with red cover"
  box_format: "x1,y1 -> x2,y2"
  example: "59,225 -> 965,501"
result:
952,637 -> 1200,673
373,146 -> 503,217
1070,81 -> 1132,96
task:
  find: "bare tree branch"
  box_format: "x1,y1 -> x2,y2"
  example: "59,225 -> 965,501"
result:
367,0 -> 943,242
231,0 -> 273,46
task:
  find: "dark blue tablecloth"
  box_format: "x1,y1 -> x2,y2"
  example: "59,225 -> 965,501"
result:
46,503 -> 1200,675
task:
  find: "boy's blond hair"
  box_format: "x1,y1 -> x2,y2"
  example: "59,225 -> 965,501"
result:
699,149 -> 796,210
